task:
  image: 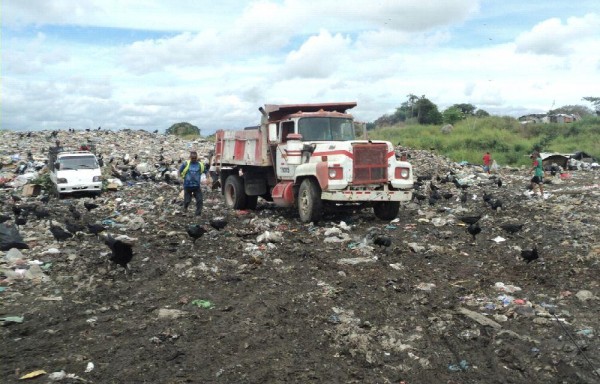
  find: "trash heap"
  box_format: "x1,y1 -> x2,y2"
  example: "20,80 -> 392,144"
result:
1,130 -> 599,383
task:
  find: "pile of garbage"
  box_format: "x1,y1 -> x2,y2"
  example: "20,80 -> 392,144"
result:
1,129 -> 599,383
0,129 -> 213,191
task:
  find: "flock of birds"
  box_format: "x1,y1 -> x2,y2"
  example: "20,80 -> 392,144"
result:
369,171 -> 539,264
2,153 -> 540,277
1,196 -> 138,272
2,192 -> 231,277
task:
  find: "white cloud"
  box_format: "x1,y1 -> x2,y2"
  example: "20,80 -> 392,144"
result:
282,30 -> 351,79
4,1 -> 104,27
515,13 -> 600,56
3,0 -> 479,33
2,0 -> 244,31
120,31 -> 223,74
350,0 -> 480,31
3,1 -> 600,133
2,32 -> 71,75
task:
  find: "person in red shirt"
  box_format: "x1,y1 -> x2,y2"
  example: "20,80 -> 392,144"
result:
482,152 -> 492,173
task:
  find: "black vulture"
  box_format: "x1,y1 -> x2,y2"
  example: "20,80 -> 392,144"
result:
521,246 -> 539,264
209,217 -> 228,231
103,235 -> 134,274
467,222 -> 481,242
187,224 -> 207,243
84,202 -> 99,212
50,225 -> 73,242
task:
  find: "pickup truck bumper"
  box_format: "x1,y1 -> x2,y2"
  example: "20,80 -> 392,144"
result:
56,183 -> 102,194
321,188 -> 412,202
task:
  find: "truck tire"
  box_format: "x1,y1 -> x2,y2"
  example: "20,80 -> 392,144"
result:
224,175 -> 247,209
298,178 -> 322,223
373,201 -> 400,221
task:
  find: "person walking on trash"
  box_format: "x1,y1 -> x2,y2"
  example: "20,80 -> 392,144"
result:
529,151 -> 545,198
179,151 -> 207,216
482,151 -> 492,174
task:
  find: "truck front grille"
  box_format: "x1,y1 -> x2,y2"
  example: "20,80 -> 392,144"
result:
352,143 -> 387,184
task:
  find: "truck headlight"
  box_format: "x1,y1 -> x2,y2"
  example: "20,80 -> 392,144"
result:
328,167 -> 343,180
57,178 -> 68,184
93,176 -> 103,182
394,167 -> 410,179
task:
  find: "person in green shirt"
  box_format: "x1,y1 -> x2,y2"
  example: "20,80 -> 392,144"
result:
530,151 -> 544,198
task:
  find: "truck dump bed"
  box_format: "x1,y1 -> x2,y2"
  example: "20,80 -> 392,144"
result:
214,127 -> 270,167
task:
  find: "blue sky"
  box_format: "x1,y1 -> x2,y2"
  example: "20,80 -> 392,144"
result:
2,0 -> 599,133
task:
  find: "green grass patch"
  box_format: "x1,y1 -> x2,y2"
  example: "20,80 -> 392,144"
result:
370,116 -> 600,167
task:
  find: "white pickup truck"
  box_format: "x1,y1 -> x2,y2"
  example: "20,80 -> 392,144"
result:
48,149 -> 103,197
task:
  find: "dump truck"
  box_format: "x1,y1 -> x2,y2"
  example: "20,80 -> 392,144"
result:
213,102 -> 413,222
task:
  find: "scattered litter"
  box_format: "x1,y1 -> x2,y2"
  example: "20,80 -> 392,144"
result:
415,282 -> 436,291
576,329 -> 594,336
575,290 -> 596,302
337,256 -> 376,265
257,231 -> 284,243
19,370 -> 46,380
1,316 -> 25,324
158,308 -> 188,319
498,294 -> 515,306
494,282 -> 522,293
448,360 -> 469,372
191,300 -> 215,309
491,236 -> 506,243
408,243 -> 425,253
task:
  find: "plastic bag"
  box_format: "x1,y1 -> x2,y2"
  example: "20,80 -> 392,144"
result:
0,224 -> 29,251
490,160 -> 499,173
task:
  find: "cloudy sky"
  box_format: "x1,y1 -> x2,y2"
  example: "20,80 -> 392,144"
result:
2,0 -> 599,134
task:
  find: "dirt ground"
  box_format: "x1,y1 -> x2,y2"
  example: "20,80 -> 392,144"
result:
2,150 -> 600,384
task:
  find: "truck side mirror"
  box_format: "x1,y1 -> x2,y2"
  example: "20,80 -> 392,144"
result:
268,123 -> 278,143
54,162 -> 60,170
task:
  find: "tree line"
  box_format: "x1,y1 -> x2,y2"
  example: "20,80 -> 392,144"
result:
369,94 -> 600,129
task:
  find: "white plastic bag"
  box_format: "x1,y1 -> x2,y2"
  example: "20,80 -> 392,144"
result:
490,160 -> 499,173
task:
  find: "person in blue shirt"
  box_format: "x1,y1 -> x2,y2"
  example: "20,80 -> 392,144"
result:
179,151 -> 206,216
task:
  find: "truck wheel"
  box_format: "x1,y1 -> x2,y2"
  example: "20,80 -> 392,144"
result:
298,178 -> 322,223
224,175 -> 247,209
373,201 -> 400,221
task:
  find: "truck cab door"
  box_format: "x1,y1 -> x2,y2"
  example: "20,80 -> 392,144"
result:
275,121 -> 295,179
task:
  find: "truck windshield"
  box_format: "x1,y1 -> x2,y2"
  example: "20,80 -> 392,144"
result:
298,117 -> 355,141
59,156 -> 98,170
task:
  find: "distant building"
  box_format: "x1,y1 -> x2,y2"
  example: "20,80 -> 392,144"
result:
548,113 -> 580,124
518,113 -> 580,125
518,113 -> 546,124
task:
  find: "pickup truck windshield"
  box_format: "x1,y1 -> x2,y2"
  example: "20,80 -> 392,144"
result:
298,117 -> 355,141
59,156 -> 98,170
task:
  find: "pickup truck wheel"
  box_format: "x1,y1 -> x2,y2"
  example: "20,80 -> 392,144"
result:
373,201 -> 400,220
298,179 -> 322,223
224,175 -> 247,209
